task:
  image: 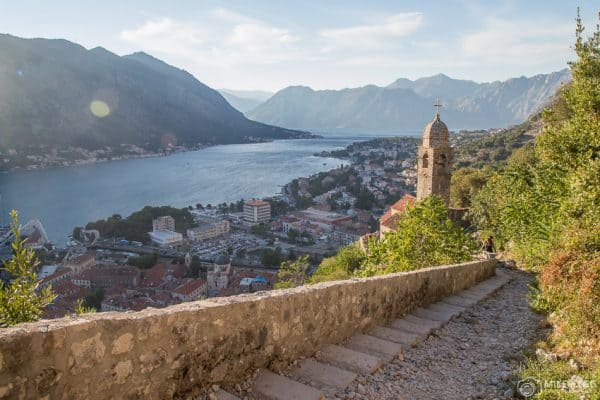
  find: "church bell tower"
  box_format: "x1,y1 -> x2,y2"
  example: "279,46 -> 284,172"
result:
416,100 -> 452,205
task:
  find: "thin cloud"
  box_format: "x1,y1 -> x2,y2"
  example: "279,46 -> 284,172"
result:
321,12 -> 424,49
120,11 -> 303,66
461,18 -> 572,64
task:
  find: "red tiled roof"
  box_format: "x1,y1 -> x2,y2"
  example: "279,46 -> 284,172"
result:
40,268 -> 71,285
391,194 -> 417,213
380,213 -> 403,230
66,253 -> 95,265
140,263 -> 186,288
173,279 -> 207,295
380,194 -> 416,227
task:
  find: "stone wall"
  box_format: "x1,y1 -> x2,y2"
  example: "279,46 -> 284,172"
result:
0,260 -> 495,399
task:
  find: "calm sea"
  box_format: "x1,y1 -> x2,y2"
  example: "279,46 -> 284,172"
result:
0,137 -> 372,245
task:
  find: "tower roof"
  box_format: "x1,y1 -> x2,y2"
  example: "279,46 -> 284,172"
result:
422,113 -> 449,147
214,254 -> 230,265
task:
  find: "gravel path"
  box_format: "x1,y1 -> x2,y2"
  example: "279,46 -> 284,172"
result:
335,267 -> 545,400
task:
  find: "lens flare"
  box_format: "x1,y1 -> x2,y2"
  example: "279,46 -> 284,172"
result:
90,100 -> 110,118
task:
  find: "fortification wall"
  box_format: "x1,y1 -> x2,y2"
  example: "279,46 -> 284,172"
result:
0,260 -> 495,399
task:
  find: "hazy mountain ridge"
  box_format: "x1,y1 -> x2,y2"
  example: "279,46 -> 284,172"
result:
248,70 -> 571,133
217,89 -> 274,113
0,34 -> 309,151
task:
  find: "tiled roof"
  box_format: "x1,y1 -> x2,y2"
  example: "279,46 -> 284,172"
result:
65,253 -> 95,265
173,279 -> 207,295
40,267 -> 71,285
391,194 -> 417,213
380,213 -> 404,230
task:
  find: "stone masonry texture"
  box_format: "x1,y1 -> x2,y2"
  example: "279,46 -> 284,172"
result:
0,260 -> 495,400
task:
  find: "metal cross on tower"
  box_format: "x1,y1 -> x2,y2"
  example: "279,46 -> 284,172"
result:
434,98 -> 443,115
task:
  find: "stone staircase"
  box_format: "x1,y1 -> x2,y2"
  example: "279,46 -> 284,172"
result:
215,271 -> 511,400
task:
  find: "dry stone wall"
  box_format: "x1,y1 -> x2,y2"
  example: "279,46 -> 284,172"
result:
0,260 -> 495,399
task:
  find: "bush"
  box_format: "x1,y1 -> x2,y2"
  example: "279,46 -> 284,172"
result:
0,210 -> 55,326
311,244 -> 365,283
360,196 -> 476,277
127,253 -> 159,269
275,256 -> 310,289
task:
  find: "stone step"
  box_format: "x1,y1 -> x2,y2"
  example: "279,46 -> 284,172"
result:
215,389 -> 241,400
344,334 -> 403,362
441,295 -> 478,308
477,276 -> 510,291
454,289 -> 482,299
317,344 -> 382,375
370,326 -> 421,346
252,370 -> 324,400
390,318 -> 434,336
459,288 -> 492,301
402,314 -> 445,330
428,302 -> 465,317
289,359 -> 357,392
412,307 -> 457,322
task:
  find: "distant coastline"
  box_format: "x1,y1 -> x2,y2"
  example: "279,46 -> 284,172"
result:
0,134 -> 322,173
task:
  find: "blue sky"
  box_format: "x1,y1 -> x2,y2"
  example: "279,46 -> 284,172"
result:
0,1 -> 597,91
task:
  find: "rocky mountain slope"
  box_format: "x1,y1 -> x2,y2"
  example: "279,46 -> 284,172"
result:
248,70 -> 570,133
0,34 -> 308,151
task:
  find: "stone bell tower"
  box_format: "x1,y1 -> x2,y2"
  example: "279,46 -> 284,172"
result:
416,99 -> 452,205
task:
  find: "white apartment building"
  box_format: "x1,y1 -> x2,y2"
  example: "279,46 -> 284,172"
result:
149,230 -> 183,247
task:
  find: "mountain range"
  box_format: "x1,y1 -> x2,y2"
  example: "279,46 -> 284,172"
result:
218,89 -> 273,113
0,34 -> 308,151
247,70 -> 570,133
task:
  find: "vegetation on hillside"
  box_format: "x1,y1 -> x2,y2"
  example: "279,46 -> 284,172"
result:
308,196 -> 476,282
467,12 -> 599,398
83,205 -> 195,243
453,115 -> 541,170
0,211 -> 55,326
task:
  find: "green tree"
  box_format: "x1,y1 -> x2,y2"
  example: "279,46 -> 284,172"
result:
260,247 -> 283,266
188,255 -> 203,278
83,288 -> 105,311
470,11 -> 600,365
275,256 -> 311,289
75,298 -> 96,315
361,196 -> 476,276
287,228 -> 299,243
311,244 -> 366,283
450,168 -> 489,208
127,253 -> 159,269
0,210 -> 55,326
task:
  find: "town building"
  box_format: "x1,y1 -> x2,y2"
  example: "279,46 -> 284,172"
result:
294,208 -> 353,231
187,219 -> 230,241
64,253 -> 96,275
244,200 -> 271,224
39,267 -> 72,288
149,230 -> 183,247
72,265 -> 140,290
333,224 -> 371,246
207,254 -> 233,294
172,279 -> 208,302
416,101 -> 453,205
152,216 -> 175,232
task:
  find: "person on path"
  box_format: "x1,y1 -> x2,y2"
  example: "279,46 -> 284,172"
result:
482,236 -> 496,259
